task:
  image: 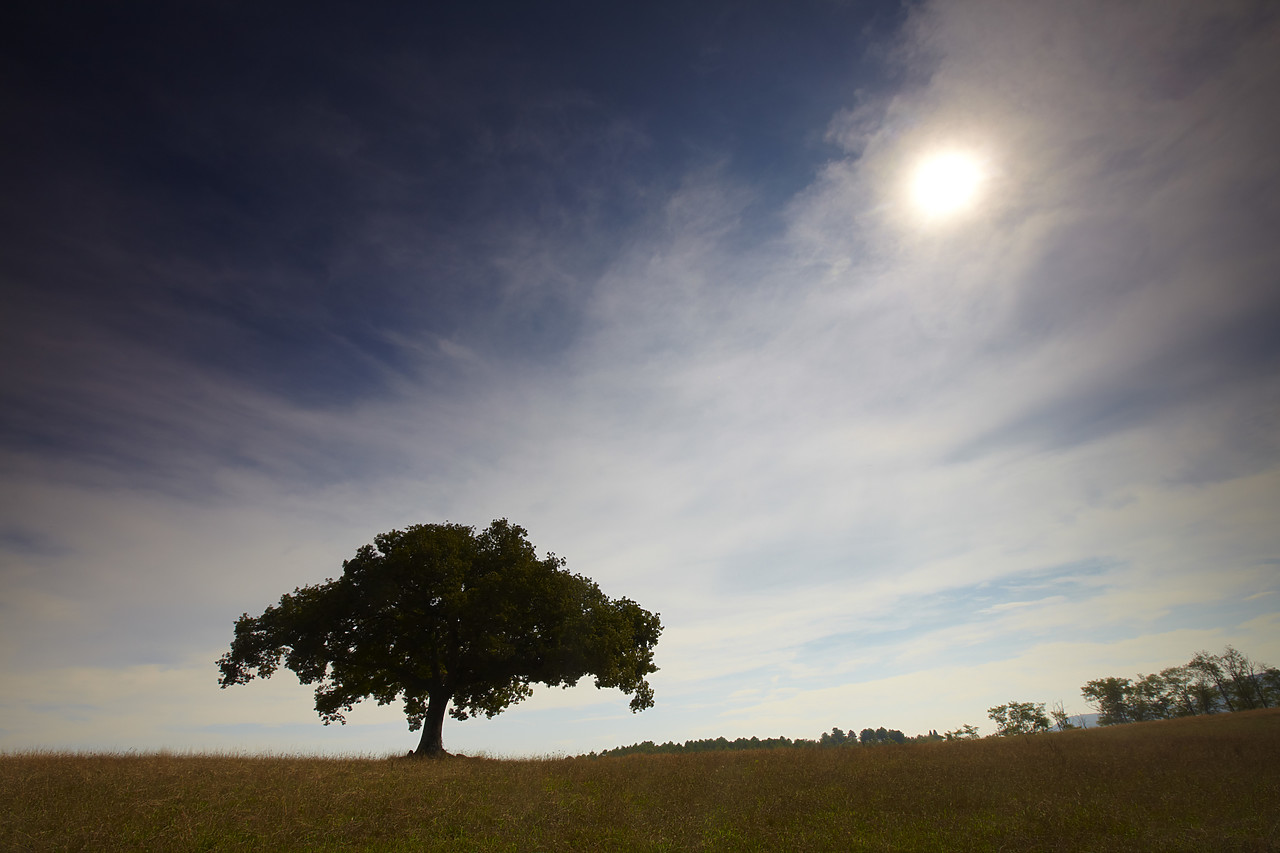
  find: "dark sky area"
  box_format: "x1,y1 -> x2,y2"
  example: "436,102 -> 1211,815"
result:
2,2 -> 902,417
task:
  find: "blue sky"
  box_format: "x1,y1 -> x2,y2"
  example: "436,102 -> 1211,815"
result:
3,0 -> 1279,756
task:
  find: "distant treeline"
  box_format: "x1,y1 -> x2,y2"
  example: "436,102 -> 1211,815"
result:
591,727 -> 943,758
593,646 -> 1277,757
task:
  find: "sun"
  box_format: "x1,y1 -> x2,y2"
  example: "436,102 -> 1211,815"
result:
910,151 -> 984,218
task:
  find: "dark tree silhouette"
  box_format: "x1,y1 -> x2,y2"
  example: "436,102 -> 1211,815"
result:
1082,647 -> 1280,725
217,519 -> 662,756
988,701 -> 1051,735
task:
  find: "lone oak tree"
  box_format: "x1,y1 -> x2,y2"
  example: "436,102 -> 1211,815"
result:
217,520 -> 662,756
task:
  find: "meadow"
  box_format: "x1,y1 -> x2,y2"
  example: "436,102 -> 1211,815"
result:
3,708 -> 1277,852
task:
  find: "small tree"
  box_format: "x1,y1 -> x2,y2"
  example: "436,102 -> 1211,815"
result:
944,724 -> 980,740
987,701 -> 1051,736
1220,646 -> 1270,709
1049,701 -> 1077,730
820,727 -> 850,746
1081,677 -> 1133,725
217,519 -> 662,756
1158,665 -> 1199,717
1188,652 -> 1234,712
1261,666 -> 1280,708
1129,673 -> 1173,721
857,726 -> 906,745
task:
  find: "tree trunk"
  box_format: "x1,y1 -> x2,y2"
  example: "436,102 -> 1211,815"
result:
413,691 -> 450,757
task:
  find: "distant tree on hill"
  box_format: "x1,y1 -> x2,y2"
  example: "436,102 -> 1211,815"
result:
1129,673 -> 1174,721
859,726 -> 906,745
988,701 -> 1051,736
1156,665 -> 1201,717
1218,646 -> 1274,710
943,724 -> 980,740
820,727 -> 852,746
1189,652 -> 1235,711
1049,701 -> 1077,730
1081,677 -> 1133,725
217,519 -> 661,757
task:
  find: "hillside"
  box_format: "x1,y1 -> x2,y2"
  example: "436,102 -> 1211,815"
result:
4,708 -> 1277,851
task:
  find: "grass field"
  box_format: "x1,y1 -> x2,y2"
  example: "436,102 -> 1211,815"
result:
4,708 -> 1278,852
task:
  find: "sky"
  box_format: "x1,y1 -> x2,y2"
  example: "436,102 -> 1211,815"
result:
2,0 -> 1279,757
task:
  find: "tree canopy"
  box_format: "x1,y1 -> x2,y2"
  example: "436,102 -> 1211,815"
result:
1081,647 -> 1278,726
987,701 -> 1051,736
217,519 -> 662,756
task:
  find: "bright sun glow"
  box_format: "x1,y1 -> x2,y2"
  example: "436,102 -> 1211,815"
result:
911,151 -> 983,218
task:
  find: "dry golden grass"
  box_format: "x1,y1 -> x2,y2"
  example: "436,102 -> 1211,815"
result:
3,708 -> 1278,851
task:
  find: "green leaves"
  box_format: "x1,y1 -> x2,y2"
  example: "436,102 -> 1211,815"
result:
217,519 -> 662,749
1081,647 -> 1279,725
987,701 -> 1051,736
